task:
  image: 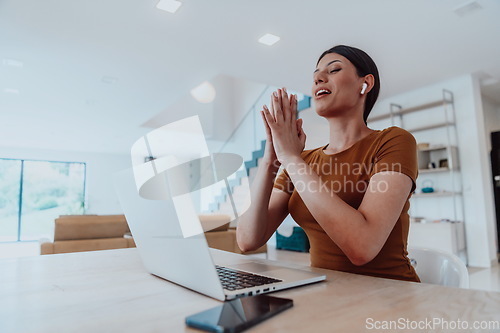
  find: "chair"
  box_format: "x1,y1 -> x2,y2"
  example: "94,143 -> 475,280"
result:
407,247 -> 469,288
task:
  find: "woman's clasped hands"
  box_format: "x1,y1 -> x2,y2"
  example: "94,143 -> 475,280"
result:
261,88 -> 306,167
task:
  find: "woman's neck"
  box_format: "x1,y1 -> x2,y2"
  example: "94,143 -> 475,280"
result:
324,116 -> 374,154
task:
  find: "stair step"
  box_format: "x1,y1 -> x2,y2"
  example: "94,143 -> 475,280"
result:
297,96 -> 311,111
249,166 -> 258,179
218,202 -> 233,210
228,178 -> 240,188
252,149 -> 264,161
260,140 -> 266,150
208,202 -> 219,212
245,160 -> 257,170
236,169 -> 248,179
232,185 -> 249,196
219,194 -> 251,207
216,203 -> 250,220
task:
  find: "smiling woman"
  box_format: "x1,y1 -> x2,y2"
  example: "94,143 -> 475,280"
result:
237,45 -> 420,282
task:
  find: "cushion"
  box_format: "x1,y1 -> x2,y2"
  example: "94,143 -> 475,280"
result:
54,215 -> 129,241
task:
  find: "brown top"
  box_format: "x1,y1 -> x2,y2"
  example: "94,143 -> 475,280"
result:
274,126 -> 420,282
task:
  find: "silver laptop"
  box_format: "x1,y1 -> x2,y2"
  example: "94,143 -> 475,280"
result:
114,167 -> 326,301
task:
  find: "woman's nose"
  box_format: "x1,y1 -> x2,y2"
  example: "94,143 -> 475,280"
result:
314,71 -> 327,85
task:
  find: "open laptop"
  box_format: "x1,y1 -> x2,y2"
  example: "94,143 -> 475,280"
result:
114,167 -> 326,301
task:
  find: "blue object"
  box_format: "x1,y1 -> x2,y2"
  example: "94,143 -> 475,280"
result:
421,179 -> 434,193
276,227 -> 310,252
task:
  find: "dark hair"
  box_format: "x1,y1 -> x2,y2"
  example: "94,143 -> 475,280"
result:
317,45 -> 380,124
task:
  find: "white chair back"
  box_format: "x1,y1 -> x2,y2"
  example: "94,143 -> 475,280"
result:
407,247 -> 469,288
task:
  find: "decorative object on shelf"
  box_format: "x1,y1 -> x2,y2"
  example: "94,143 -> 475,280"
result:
417,142 -> 430,150
421,180 -> 435,193
417,145 -> 457,171
439,159 -> 448,168
412,191 -> 460,198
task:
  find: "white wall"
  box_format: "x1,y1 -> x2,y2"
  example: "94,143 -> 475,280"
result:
298,106 -> 329,149
211,75 -> 236,141
0,147 -> 130,214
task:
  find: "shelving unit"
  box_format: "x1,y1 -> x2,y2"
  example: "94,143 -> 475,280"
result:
368,100 -> 451,122
417,145 -> 459,172
369,89 -> 466,261
418,167 -> 449,174
411,191 -> 461,198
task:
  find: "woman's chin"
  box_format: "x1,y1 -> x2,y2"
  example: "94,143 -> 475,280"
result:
315,107 -> 334,118
314,104 -> 352,119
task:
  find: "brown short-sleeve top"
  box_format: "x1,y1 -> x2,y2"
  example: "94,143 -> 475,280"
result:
274,126 -> 420,282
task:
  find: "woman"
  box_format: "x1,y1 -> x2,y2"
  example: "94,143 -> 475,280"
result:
236,45 -> 419,282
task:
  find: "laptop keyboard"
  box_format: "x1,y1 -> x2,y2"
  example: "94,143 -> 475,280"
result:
215,265 -> 282,291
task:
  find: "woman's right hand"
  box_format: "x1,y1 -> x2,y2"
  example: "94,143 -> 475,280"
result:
261,89 -> 305,168
260,106 -> 279,168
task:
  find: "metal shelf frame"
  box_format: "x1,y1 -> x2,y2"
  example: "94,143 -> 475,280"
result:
371,89 -> 464,224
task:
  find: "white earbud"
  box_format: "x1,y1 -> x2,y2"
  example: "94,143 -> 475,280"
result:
361,83 -> 368,95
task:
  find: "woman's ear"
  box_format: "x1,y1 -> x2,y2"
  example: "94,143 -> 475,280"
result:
362,74 -> 375,94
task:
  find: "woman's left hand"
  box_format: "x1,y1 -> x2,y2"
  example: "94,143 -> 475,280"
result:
262,88 -> 306,166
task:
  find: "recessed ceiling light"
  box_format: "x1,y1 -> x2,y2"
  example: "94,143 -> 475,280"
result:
453,1 -> 482,17
2,58 -> 24,68
4,88 -> 20,94
156,0 -> 182,13
258,33 -> 280,46
101,76 -> 118,84
190,81 -> 216,103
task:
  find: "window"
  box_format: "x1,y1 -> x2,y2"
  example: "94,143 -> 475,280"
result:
0,158 -> 86,242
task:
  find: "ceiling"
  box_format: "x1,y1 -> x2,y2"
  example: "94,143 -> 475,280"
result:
1,0 -> 499,155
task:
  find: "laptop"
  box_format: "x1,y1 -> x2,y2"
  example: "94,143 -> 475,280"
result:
114,167 -> 326,301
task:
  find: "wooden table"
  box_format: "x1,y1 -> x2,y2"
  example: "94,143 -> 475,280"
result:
1,248 -> 499,332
